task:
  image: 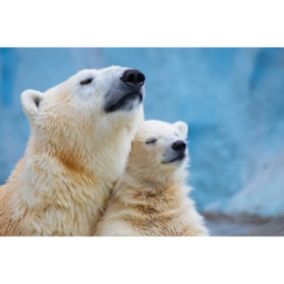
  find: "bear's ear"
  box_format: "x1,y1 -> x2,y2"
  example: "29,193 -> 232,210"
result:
21,89 -> 43,120
174,121 -> 188,138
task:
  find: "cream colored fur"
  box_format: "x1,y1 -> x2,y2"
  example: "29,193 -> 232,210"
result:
95,120 -> 208,236
0,66 -> 144,236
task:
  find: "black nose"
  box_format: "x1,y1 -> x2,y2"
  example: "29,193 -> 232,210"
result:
172,140 -> 186,153
120,69 -> 145,88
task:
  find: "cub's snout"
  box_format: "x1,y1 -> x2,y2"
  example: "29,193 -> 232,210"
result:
172,140 -> 186,154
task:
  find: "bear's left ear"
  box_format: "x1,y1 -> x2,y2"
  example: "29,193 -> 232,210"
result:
174,121 -> 188,138
21,89 -> 43,121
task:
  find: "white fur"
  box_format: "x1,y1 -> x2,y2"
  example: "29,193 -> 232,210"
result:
0,66 -> 144,236
95,120 -> 208,236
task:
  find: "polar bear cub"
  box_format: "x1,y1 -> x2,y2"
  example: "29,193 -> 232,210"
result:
95,120 -> 208,236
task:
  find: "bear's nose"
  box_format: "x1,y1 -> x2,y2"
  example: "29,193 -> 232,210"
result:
120,69 -> 145,88
172,140 -> 186,153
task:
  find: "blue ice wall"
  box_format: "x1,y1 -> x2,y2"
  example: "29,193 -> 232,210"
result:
1,48 -> 284,217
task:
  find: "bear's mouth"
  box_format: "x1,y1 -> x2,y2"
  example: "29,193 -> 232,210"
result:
104,92 -> 143,113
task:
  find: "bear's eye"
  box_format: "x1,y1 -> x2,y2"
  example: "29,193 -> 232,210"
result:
145,138 -> 157,145
80,77 -> 93,85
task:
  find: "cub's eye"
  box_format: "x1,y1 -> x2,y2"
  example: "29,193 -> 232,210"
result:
80,77 -> 93,85
145,138 -> 157,145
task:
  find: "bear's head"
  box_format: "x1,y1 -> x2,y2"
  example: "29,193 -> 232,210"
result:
126,120 -> 189,185
21,66 -> 145,175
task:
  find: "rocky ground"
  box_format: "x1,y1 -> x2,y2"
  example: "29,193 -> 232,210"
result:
204,214 -> 284,236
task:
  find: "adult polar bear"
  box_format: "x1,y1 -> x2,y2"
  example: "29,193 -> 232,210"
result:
0,66 -> 145,236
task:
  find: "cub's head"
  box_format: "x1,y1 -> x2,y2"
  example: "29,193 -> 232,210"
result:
127,120 -> 189,183
21,66 -> 145,157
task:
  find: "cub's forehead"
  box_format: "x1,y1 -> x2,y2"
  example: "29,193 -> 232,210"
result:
142,120 -> 178,137
74,69 -> 96,79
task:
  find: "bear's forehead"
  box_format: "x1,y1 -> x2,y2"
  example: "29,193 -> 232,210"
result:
74,65 -> 126,78
142,120 -> 178,138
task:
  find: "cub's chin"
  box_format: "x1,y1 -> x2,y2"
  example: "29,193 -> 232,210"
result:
162,153 -> 186,165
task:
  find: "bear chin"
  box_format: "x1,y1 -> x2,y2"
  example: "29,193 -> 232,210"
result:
104,92 -> 143,113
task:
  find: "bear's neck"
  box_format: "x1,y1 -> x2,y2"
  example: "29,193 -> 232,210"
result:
115,169 -> 186,197
25,128 -> 131,180
113,173 -> 189,213
9,126 -> 133,204
2,128 -> 134,235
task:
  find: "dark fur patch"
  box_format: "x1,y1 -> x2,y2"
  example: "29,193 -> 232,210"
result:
57,152 -> 86,175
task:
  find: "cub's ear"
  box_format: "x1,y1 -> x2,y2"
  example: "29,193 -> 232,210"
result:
174,121 -> 188,138
21,89 -> 43,120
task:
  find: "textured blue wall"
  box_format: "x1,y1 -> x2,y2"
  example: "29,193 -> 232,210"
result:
1,48 -> 284,217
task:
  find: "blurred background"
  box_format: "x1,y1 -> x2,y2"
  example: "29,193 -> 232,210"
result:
1,48 -> 284,235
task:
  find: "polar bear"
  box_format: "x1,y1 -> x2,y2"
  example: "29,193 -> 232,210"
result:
0,66 -> 145,236
95,120 -> 208,236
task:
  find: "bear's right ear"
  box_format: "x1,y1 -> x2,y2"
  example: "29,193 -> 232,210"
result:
21,89 -> 43,120
174,121 -> 188,139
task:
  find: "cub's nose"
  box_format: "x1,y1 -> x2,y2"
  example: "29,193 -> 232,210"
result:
120,69 -> 145,88
172,140 -> 186,153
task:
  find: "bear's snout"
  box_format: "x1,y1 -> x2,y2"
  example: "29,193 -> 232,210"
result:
120,69 -> 145,89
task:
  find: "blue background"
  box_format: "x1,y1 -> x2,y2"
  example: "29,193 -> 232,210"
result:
1,48 -> 284,217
